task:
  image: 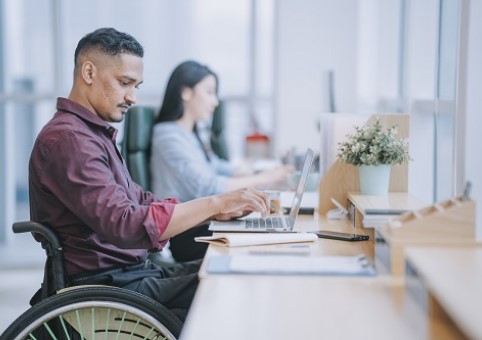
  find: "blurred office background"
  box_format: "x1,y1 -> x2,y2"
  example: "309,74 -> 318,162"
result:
0,0 -> 481,267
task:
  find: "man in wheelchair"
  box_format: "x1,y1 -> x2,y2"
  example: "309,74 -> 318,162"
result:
28,27 -> 270,323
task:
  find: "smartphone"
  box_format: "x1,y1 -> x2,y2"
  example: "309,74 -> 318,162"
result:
313,231 -> 369,242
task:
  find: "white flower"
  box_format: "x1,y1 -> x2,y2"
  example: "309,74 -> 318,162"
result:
336,119 -> 410,166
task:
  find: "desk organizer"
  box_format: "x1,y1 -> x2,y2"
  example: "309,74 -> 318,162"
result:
375,196 -> 476,277
344,192 -> 426,260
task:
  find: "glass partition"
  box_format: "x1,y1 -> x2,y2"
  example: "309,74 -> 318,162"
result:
434,0 -> 460,201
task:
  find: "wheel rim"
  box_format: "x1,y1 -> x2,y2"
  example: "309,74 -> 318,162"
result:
14,300 -> 175,340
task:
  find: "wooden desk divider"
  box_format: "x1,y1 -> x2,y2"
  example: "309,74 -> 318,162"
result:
376,196 -> 476,277
318,113 -> 410,216
317,113 -> 409,259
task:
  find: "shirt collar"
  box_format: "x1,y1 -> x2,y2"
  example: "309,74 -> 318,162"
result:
56,97 -> 118,140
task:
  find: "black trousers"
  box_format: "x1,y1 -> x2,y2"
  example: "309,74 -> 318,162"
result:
69,259 -> 201,321
169,223 -> 213,262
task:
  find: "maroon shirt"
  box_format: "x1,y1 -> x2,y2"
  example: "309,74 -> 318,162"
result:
29,98 -> 177,276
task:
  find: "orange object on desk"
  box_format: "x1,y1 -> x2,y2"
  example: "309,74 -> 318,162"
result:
246,132 -> 270,159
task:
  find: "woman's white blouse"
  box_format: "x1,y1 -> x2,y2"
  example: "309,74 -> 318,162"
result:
150,122 -> 234,202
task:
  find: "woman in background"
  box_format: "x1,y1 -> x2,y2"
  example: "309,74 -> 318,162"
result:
151,60 -> 292,261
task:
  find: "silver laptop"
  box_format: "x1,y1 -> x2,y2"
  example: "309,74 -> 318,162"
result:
209,148 -> 315,233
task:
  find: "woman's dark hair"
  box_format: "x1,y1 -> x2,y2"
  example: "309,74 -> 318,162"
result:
155,60 -> 218,124
74,27 -> 144,66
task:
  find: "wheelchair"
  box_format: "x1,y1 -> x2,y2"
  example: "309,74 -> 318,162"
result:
1,221 -> 183,340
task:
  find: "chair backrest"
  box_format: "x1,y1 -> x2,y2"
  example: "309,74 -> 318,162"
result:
121,106 -> 156,191
210,100 -> 229,160
122,104 -> 229,190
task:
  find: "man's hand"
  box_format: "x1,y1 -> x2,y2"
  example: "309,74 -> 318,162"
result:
212,209 -> 252,221
163,187 -> 270,239
211,187 -> 270,220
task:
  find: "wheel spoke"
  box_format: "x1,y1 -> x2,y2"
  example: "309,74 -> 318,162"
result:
104,308 -> 111,340
129,318 -> 141,339
92,307 -> 96,340
44,321 -> 58,340
59,315 -> 72,340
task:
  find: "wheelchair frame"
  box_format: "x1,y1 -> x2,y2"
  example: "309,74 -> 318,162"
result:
0,221 -> 182,340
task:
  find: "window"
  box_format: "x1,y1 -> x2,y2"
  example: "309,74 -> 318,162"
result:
0,0 -> 275,247
0,0 -> 55,243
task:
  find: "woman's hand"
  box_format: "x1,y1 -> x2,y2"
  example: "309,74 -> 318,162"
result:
265,165 -> 295,183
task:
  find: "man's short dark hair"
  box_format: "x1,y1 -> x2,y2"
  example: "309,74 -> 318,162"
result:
74,27 -> 144,65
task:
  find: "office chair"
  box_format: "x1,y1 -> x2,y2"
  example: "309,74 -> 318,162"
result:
210,100 -> 230,160
120,106 -> 178,265
121,106 -> 156,191
122,104 -> 230,189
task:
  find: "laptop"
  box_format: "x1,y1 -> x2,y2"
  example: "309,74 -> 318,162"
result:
209,148 -> 315,233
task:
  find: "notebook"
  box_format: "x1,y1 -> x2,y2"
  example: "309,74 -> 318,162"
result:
209,148 -> 315,233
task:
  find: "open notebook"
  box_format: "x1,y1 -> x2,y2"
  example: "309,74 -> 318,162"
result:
195,232 -> 318,247
209,148 -> 315,233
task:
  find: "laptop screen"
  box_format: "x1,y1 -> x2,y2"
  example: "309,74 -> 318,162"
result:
288,148 -> 315,221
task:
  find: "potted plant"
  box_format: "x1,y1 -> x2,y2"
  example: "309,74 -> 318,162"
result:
337,118 -> 410,195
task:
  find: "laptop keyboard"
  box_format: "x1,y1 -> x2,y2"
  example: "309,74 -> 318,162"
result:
245,216 -> 292,230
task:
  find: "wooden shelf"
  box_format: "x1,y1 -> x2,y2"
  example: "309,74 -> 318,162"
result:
375,197 -> 476,277
346,192 -> 426,262
347,192 -> 426,215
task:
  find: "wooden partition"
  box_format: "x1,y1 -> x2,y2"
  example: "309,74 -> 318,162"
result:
318,114 -> 410,215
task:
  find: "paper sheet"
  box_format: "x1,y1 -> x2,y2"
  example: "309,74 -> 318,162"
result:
207,254 -> 377,276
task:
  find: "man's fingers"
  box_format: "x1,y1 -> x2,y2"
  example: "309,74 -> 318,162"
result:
245,188 -> 270,217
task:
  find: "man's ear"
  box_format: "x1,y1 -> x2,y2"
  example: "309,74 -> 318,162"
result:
181,86 -> 193,102
80,61 -> 95,85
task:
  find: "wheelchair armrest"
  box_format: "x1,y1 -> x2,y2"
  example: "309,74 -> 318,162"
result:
13,221 -> 67,292
13,221 -> 63,250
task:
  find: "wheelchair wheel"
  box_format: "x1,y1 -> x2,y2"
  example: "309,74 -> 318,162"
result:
1,286 -> 182,340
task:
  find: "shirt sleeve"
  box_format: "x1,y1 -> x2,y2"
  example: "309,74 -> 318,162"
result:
130,178 -> 164,205
146,200 -> 178,242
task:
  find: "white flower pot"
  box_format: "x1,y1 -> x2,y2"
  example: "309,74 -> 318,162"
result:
358,164 -> 391,195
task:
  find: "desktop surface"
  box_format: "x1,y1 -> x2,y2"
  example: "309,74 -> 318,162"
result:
405,245 -> 482,340
181,276 -> 421,340
181,200 -> 421,340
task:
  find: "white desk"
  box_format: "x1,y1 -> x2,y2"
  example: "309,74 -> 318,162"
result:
198,214 -> 370,278
181,214 -> 420,339
181,276 -> 422,340
405,245 -> 482,340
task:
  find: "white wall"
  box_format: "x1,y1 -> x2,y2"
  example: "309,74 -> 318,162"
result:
357,0 -> 401,112
465,0 -> 482,240
274,0 -> 359,155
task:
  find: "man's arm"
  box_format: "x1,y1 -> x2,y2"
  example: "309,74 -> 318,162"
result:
153,187 -> 270,240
